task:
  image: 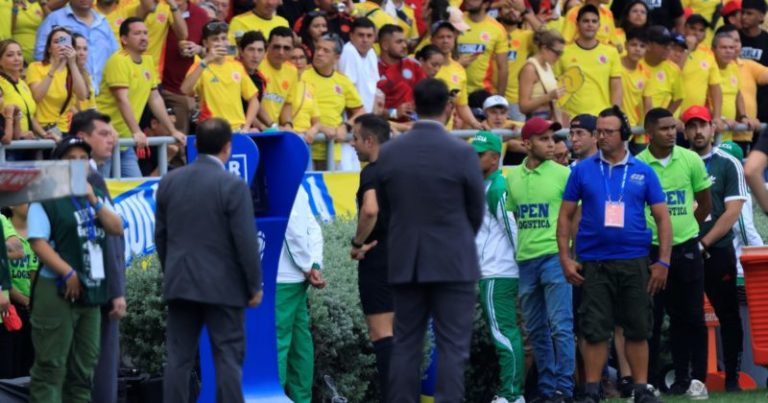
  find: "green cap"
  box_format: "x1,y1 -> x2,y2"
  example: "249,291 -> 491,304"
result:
719,141 -> 744,161
471,131 -> 502,154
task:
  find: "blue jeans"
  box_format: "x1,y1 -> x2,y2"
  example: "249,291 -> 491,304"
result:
518,253 -> 575,397
103,147 -> 143,178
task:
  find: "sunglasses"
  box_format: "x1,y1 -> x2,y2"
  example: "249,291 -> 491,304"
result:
204,21 -> 228,32
271,44 -> 293,51
547,46 -> 564,56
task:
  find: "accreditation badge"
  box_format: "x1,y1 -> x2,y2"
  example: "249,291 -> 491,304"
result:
604,202 -> 625,228
88,241 -> 105,280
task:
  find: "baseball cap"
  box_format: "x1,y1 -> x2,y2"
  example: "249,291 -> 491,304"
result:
719,141 -> 745,161
430,7 -> 470,34
722,0 -> 742,16
742,0 -> 767,13
647,25 -> 673,44
471,131 -> 502,154
570,114 -> 597,132
686,13 -> 710,28
52,136 -> 91,159
483,95 -> 509,111
521,117 -> 562,141
681,105 -> 712,124
671,32 -> 688,49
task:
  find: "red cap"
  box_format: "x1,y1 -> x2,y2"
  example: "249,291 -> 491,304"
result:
521,117 -> 562,141
722,0 -> 742,16
682,105 -> 712,124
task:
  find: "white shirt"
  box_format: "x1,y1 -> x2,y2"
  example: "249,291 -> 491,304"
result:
476,179 -> 520,278
277,186 -> 324,283
734,193 -> 763,278
339,41 -> 379,113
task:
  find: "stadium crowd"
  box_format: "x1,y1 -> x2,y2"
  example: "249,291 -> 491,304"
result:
0,0 -> 767,401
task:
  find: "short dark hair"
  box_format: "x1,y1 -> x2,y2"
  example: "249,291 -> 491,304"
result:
202,20 -> 228,40
715,24 -> 739,36
70,109 -> 111,136
742,0 -> 767,14
378,24 -> 403,42
120,16 -> 145,38
625,27 -> 648,43
351,17 -> 376,33
196,118 -> 232,155
414,78 -> 450,118
355,114 -> 391,144
577,4 -> 600,21
416,44 -> 442,61
268,26 -> 294,43
644,107 -> 674,129
238,30 -> 266,50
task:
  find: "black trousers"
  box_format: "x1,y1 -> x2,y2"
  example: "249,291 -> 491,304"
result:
0,303 -> 33,378
650,238 -> 707,384
388,282 -> 476,403
163,300 -> 246,403
704,244 -> 743,381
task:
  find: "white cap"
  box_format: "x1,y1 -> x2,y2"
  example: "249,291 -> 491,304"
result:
483,95 -> 509,111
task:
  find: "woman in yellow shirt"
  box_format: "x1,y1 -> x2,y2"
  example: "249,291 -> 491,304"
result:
289,45 -> 321,144
11,0 -> 48,64
73,33 -> 96,111
27,27 -> 89,137
0,39 -> 47,141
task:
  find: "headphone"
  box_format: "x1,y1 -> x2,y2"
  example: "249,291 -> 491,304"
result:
612,105 -> 632,141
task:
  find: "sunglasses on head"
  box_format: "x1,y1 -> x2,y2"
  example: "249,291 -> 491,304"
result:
204,21 -> 228,32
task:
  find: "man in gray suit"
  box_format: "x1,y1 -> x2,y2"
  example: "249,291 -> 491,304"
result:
376,78 -> 485,402
155,118 -> 263,403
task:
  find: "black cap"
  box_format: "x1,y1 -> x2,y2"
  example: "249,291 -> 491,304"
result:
52,136 -> 91,159
671,32 -> 688,49
647,25 -> 673,44
686,13 -> 711,28
742,0 -> 767,13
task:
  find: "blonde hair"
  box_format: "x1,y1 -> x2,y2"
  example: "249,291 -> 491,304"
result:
533,29 -> 565,51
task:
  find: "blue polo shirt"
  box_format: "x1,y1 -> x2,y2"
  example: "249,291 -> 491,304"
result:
563,151 -> 666,261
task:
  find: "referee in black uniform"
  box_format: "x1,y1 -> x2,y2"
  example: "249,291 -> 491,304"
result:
349,114 -> 393,402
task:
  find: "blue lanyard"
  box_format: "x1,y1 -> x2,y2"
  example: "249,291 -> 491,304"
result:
704,156 -> 712,174
599,160 -> 629,203
70,197 -> 97,242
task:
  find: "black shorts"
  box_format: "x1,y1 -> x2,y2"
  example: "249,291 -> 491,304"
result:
358,263 -> 393,315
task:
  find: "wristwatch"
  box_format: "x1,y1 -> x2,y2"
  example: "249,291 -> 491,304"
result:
350,238 -> 363,248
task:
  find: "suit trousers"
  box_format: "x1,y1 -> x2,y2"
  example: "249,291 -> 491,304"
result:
92,305 -> 120,403
388,282 -> 476,403
163,299 -> 246,403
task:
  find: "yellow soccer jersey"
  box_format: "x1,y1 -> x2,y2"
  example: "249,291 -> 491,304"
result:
352,1 -> 396,31
189,60 -> 258,130
504,29 -> 535,104
0,76 -> 36,131
0,0 -> 11,39
392,2 -> 419,41
103,3 -> 141,41
557,42 -> 622,117
561,5 -> 618,48
716,61 -> 740,142
644,60 -> 684,110
301,68 -> 363,160
12,2 -> 43,63
457,14 -> 509,94
681,47 -> 721,113
118,0 -> 176,77
621,61 -> 652,129
435,59 -> 469,107
26,62 -> 77,132
228,12 -> 289,45
97,51 -> 159,137
259,59 -> 298,123
291,79 -> 320,133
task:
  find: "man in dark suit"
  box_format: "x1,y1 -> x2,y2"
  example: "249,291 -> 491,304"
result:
376,78 -> 485,402
155,118 -> 263,403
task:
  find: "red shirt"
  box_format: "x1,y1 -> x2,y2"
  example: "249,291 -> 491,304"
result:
162,3 -> 209,95
377,58 -> 426,109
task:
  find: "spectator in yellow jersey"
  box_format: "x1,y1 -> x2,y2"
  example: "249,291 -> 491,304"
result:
181,20 -> 260,132
27,27 -> 89,137
457,0 -> 509,95
613,0 -> 649,50
96,18 -> 185,177
556,5 -> 623,120
518,29 -> 564,122
722,0 -> 743,29
712,32 -> 751,142
352,0 -> 397,31
669,31 -> 689,68
681,14 -> 724,130
499,0 -> 543,121
95,0 -> 145,41
388,0 -> 419,48
642,26 -> 684,114
0,39 -> 48,141
620,28 -> 652,152
137,0 -> 188,77
239,31 -> 268,103
256,27 -> 297,129
11,0 -> 49,64
228,0 -> 289,45
416,44 -> 446,78
430,20 -> 484,129
296,10 -> 329,57
289,45 -> 322,146
73,33 -> 96,111
302,33 -> 365,170
561,0 -> 620,50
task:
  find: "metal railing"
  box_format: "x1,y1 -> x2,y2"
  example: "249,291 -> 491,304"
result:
0,122 -> 765,176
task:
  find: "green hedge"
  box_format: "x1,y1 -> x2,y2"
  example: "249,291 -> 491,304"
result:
121,218 -> 501,402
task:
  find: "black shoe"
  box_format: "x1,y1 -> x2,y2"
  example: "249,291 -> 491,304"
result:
667,380 -> 689,396
576,393 -> 600,403
548,391 -> 574,403
634,387 -> 663,403
619,376 -> 634,398
725,378 -> 742,393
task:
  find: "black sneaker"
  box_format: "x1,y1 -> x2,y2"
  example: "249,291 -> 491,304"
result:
725,377 -> 741,393
548,391 -> 574,403
634,387 -> 663,403
577,393 -> 600,403
667,380 -> 689,396
619,376 -> 634,398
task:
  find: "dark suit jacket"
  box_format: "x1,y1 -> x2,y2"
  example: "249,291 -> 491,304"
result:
376,120 -> 485,284
155,156 -> 262,307
88,168 -> 125,302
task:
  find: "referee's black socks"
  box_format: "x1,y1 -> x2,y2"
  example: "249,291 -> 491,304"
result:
373,336 -> 393,401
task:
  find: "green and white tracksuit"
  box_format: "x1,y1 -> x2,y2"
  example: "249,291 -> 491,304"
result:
476,170 -> 524,401
733,193 -> 763,281
276,187 -> 323,403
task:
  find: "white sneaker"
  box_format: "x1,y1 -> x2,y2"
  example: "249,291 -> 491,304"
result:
490,397 -> 509,403
685,379 -> 709,400
511,397 -> 525,403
